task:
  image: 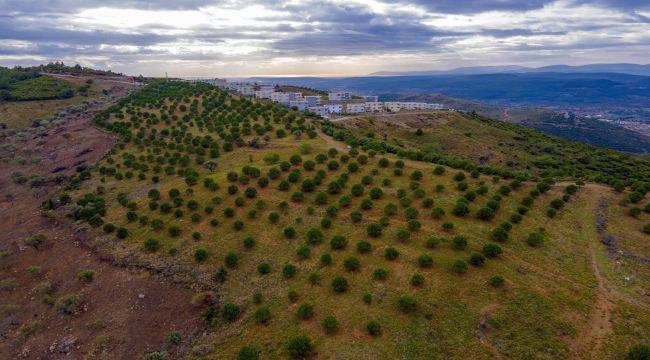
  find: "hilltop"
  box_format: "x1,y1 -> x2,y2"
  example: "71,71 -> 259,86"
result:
0,81 -> 648,359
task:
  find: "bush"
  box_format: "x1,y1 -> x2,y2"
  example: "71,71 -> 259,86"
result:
296,245 -> 310,259
286,335 -> 313,359
257,263 -> 271,275
373,268 -> 389,280
306,228 -> 323,244
526,232 -> 544,247
397,296 -> 418,313
222,303 -> 241,322
396,228 -> 410,242
194,249 -> 208,262
357,240 -> 372,253
644,223 -> 650,235
244,237 -> 256,249
76,269 -> 95,282
411,273 -> 425,287
284,227 -> 297,239
452,236 -> 467,250
238,346 -> 260,360
426,237 -> 440,249
366,320 -> 381,336
344,256 -> 360,271
452,260 -> 468,274
330,235 -> 348,250
296,303 -> 314,320
55,294 -> 79,315
489,275 -> 505,288
385,247 -> 400,260
482,243 -> 502,257
224,252 -> 239,268
490,227 -> 509,242
283,264 -> 297,278
417,254 -> 433,268
116,227 -> 129,239
255,307 -> 271,325
331,276 -> 348,293
321,316 -> 339,334
320,253 -> 332,265
431,207 -> 445,219
476,207 -> 495,221
24,233 -> 47,249
470,253 -> 486,266
626,344 -> 650,360
366,222 -> 382,237
452,202 -> 469,217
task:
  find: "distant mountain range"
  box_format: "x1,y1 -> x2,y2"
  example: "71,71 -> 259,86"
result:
369,63 -> 650,77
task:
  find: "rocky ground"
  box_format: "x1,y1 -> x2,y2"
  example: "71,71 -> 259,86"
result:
0,78 -> 202,359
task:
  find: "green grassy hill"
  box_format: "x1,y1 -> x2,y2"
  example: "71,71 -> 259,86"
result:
50,81 -> 649,359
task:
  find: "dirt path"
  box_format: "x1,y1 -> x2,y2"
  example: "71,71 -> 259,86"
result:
0,81 -> 200,359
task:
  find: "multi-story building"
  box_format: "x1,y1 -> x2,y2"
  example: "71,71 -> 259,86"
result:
362,95 -> 379,102
364,102 -> 383,112
289,100 -> 308,111
254,88 -> 274,99
328,91 -> 351,102
307,106 -> 328,117
227,82 -> 254,96
304,95 -> 322,106
345,103 -> 366,114
326,104 -> 343,114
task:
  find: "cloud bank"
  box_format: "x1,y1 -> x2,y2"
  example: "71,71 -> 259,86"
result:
0,0 -> 648,76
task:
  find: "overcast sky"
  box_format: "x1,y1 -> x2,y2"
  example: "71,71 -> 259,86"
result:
1,0 -> 648,77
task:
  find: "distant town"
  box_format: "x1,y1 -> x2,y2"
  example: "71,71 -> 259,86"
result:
186,78 -> 446,118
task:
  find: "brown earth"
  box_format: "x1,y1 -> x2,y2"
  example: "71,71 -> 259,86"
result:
0,77 -> 201,359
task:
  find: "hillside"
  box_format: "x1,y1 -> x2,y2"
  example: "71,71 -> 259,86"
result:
0,81 -> 648,359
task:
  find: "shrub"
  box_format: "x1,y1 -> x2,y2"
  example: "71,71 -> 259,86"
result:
431,207 -> 445,219
306,228 -> 323,244
221,303 -> 241,322
321,316 -> 339,334
233,220 -> 244,230
452,236 -> 468,250
321,217 -> 332,228
411,273 -> 425,287
283,263 -> 297,278
344,256 -> 360,271
330,235 -> 348,250
76,269 -> 94,282
366,320 -> 381,336
296,245 -> 310,259
426,237 -> 440,249
320,253 -> 332,265
526,232 -> 544,247
268,212 -> 280,223
331,276 -> 348,293
442,221 -> 454,230
405,207 -> 419,219
224,252 -> 238,268
470,253 -> 486,266
644,223 -> 650,235
489,275 -> 505,288
452,260 -> 468,274
286,335 -> 313,359
626,344 -> 650,360
284,227 -> 297,239
255,307 -> 271,325
244,237 -> 256,249
357,241 -> 372,253
385,247 -> 400,261
453,172 -> 466,181
194,249 -> 208,262
417,254 -> 433,268
490,227 -> 508,242
55,294 -> 80,315
116,227 -> 129,239
24,233 -> 47,249
373,267 -> 389,280
483,243 -> 502,257
452,202 -> 470,217
397,296 -> 418,313
257,263 -> 271,275
296,303 -> 314,320
238,346 -> 260,360
476,207 -> 495,221
396,228 -> 410,242
510,213 -> 523,223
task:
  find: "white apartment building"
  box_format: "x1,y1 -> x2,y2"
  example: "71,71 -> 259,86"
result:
304,95 -> 322,106
227,82 -> 254,96
328,91 -> 351,102
364,102 -> 383,112
345,103 -> 366,114
362,95 -> 379,102
383,102 -> 403,112
326,104 -> 343,114
307,106 -> 328,117
290,100 -> 308,111
254,89 -> 274,99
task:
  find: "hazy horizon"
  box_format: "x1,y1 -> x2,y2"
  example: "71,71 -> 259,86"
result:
2,0 -> 649,77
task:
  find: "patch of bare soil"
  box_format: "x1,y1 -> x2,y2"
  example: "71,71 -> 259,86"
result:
0,79 -> 201,359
